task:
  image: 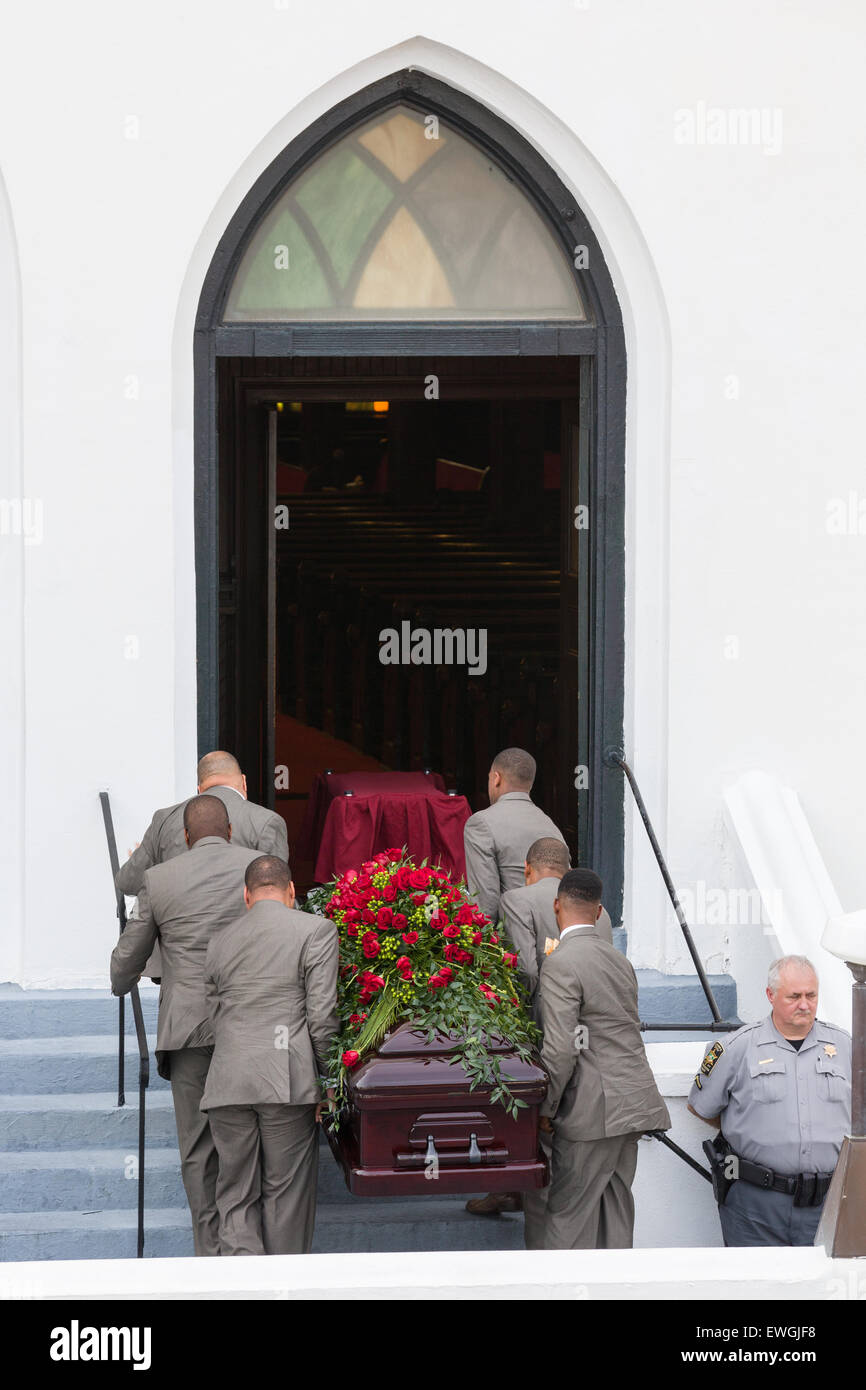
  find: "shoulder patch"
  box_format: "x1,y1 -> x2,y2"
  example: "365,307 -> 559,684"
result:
700,1041 -> 724,1076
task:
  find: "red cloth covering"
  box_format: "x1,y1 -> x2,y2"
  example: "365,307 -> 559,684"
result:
298,770 -> 445,858
298,771 -> 470,884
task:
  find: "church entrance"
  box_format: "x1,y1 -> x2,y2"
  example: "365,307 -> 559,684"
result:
215,354 -> 589,890
195,71 -> 625,914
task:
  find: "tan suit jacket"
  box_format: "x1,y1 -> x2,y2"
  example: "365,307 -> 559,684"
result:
115,785 -> 289,897
201,900 -> 339,1110
110,835 -> 261,1074
463,792 -> 565,924
501,877 -> 613,998
537,927 -> 670,1141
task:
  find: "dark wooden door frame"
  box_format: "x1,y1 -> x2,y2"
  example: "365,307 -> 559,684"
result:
194,67 -> 626,922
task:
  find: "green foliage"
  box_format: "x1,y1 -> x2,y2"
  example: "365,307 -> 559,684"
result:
310,848 -> 540,1119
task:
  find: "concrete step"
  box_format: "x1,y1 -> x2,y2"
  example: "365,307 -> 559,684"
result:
0,986 -> 160,1040
0,1036 -> 168,1094
0,1091 -> 177,1150
0,1207 -> 195,1261
0,1198 -> 525,1261
636,970 -> 738,1025
0,1147 -> 188,1212
0,1135 -> 478,1212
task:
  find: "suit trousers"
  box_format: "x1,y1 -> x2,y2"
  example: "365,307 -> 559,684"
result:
168,1046 -> 219,1257
523,1127 -> 553,1250
543,1129 -> 642,1250
207,1102 -> 319,1256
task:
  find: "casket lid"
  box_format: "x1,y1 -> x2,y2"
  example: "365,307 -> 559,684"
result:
377,1023 -> 515,1057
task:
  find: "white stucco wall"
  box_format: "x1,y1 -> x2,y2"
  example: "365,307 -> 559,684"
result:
0,2 -> 863,987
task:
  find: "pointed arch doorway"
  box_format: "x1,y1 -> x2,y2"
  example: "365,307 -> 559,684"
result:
194,70 -> 626,918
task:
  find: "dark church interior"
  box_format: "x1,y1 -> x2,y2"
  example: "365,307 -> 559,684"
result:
218,357 -> 581,889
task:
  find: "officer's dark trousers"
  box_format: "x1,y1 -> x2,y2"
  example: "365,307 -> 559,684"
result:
719,1179 -> 823,1246
168,1045 -> 220,1257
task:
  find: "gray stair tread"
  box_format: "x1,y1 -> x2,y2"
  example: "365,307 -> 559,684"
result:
0,1146 -> 182,1172
0,1035 -> 156,1056
0,1091 -> 173,1112
0,1200 -> 516,1234
0,1207 -> 191,1233
0,987 -> 159,1001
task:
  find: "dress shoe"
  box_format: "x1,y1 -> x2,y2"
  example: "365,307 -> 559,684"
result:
465,1191 -> 523,1215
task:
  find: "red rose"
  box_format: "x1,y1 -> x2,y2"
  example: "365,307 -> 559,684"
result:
362,939 -> 380,959
401,929 -> 418,945
443,943 -> 459,961
457,948 -> 474,964
357,874 -> 372,890
410,892 -> 427,906
365,974 -> 385,992
502,952 -> 518,968
393,914 -> 408,931
382,883 -> 398,902
395,866 -> 413,890
344,908 -> 360,924
430,911 -> 448,930
489,933 -> 499,944
346,925 -> 358,938
409,868 -> 431,889
375,852 -> 391,867
387,848 -> 403,862
396,956 -> 411,970
361,860 -> 378,875
442,925 -> 460,939
446,888 -> 462,904
361,909 -> 377,925
438,966 -> 454,981
456,904 -> 475,925
471,931 -> 483,945
349,1013 -> 365,1027
377,907 -> 394,929
342,1050 -> 361,1068
427,974 -> 447,990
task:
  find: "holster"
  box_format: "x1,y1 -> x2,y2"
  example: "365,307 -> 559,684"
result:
702,1133 -> 735,1207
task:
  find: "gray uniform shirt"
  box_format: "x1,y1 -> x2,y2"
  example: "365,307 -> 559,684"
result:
687,1014 -> 851,1177
463,792 -> 565,925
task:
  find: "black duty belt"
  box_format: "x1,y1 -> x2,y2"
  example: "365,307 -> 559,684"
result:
735,1155 -> 833,1207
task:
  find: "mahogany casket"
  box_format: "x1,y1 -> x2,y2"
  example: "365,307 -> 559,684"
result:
325,1023 -> 549,1196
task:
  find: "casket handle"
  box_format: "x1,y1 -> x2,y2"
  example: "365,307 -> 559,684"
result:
468,1133 -> 482,1165
425,1134 -> 438,1164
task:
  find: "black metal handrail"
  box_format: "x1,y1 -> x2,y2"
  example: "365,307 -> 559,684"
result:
100,791 -> 148,1259
604,748 -> 742,1031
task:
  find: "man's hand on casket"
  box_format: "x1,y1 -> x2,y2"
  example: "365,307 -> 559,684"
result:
538,1116 -> 554,1134
316,1089 -> 336,1124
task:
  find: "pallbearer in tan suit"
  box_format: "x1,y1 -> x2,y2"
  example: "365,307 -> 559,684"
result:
110,795 -> 260,1256
500,838 -> 613,1014
463,748 -> 565,927
499,840 -> 612,1246
537,868 -> 670,1250
201,856 -> 339,1256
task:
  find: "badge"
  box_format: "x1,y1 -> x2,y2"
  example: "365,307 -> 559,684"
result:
544,938 -> 559,956
700,1042 -> 724,1077
693,1074 -> 702,1090
824,1044 -> 837,1057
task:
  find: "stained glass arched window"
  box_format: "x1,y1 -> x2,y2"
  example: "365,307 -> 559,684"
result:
223,106 -> 586,322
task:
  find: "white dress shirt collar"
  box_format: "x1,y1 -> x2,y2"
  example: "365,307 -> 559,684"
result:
559,922 -> 598,942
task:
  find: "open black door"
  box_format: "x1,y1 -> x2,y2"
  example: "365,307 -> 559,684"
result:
559,357 -> 593,868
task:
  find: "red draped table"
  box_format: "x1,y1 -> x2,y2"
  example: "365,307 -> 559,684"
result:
297,770 -> 472,884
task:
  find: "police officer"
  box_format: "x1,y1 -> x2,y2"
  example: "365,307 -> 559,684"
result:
688,954 -> 851,1246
